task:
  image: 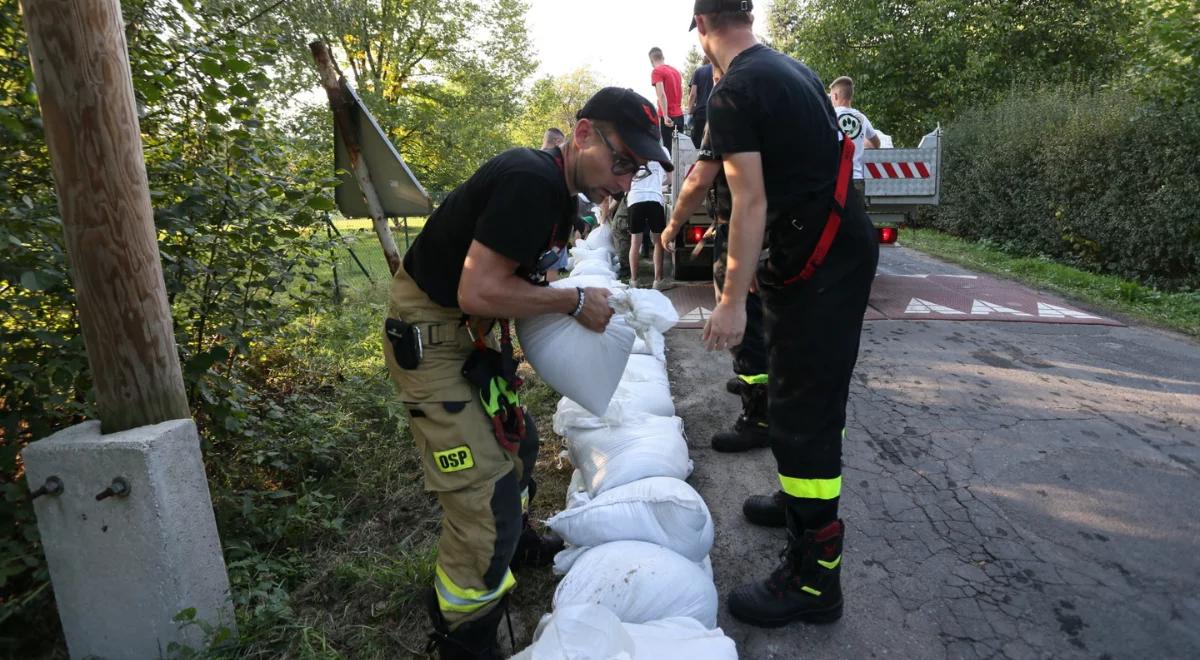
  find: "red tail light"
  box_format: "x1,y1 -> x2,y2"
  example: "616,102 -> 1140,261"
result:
878,227 -> 898,244
686,226 -> 707,245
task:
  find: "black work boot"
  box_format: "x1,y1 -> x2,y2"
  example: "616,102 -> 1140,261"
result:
727,519 -> 845,627
743,490 -> 787,527
425,588 -> 508,659
711,383 -> 769,452
725,377 -> 744,395
510,513 -> 564,568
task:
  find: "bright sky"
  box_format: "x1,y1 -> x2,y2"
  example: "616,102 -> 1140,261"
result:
525,0 -> 774,106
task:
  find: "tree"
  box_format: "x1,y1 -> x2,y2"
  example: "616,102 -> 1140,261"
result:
511,66 -> 607,148
768,0 -> 1139,143
683,45 -> 703,93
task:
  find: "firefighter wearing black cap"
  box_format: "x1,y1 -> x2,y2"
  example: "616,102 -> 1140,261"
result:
384,87 -> 673,658
661,120 -> 771,453
689,0 -> 879,627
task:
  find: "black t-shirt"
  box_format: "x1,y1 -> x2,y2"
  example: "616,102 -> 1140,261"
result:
404,147 -> 574,307
706,44 -> 840,214
691,63 -> 715,117
698,129 -> 731,221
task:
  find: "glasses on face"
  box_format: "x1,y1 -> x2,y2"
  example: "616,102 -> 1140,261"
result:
595,126 -> 652,181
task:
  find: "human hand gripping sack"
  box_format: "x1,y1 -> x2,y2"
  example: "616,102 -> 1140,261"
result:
574,286 -> 613,332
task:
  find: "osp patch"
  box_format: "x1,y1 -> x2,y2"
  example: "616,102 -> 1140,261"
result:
433,445 -> 475,473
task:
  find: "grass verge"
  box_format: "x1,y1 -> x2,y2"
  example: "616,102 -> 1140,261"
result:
200,233 -> 567,658
902,227 -> 1200,339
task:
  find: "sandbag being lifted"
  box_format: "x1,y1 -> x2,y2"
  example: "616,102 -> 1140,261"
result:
516,281 -> 634,416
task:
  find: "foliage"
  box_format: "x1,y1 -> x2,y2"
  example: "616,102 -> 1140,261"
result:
511,66 -> 607,148
1124,0 -> 1200,107
767,0 -> 1139,143
1,0 -> 337,652
272,0 -> 538,191
683,45 -> 703,96
928,83 -> 1200,291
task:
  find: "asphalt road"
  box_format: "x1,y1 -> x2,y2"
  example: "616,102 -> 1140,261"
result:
667,246 -> 1200,660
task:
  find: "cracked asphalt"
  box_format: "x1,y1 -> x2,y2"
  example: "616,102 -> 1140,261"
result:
667,247 -> 1200,659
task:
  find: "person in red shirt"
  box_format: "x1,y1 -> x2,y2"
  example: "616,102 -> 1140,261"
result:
649,47 -> 684,150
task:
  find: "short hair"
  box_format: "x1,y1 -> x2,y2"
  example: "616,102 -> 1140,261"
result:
830,76 -> 854,102
700,10 -> 753,31
648,47 -> 664,61
545,127 -> 564,139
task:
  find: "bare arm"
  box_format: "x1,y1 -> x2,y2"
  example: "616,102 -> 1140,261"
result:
702,151 -> 766,351
655,81 -> 673,126
688,84 -> 698,114
458,240 -> 613,331
867,135 -> 881,149
661,158 -> 721,249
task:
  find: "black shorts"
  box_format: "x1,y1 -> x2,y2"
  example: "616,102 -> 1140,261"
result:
628,201 -> 666,234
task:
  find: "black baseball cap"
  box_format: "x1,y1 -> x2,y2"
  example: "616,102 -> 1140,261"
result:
576,87 -> 674,172
690,0 -> 753,30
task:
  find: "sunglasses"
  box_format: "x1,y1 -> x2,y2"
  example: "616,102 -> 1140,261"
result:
595,126 -> 652,181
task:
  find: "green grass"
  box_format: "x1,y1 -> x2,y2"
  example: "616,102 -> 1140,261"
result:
902,227 -> 1200,338
204,231 -> 568,657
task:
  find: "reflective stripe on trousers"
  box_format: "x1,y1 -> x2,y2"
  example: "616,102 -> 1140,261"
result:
434,564 -> 516,614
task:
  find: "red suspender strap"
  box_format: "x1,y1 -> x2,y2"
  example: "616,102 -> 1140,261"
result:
784,135 -> 856,285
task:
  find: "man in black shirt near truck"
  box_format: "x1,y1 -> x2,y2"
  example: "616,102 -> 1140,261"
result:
690,0 -> 879,628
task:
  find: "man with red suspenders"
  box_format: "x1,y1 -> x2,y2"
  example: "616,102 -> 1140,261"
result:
690,0 -> 879,627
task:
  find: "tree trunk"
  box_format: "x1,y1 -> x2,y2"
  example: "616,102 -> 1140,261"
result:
21,0 -> 190,433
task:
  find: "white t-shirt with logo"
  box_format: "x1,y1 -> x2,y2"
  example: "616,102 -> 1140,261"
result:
835,107 -> 878,180
626,160 -> 665,206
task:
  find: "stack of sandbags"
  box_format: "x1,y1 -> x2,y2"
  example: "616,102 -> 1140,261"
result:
513,226 -> 735,655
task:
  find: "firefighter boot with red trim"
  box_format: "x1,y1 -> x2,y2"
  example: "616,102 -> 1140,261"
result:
424,587 -> 506,659
742,490 -> 787,527
510,513 -> 564,569
727,519 -> 845,627
711,383 -> 769,452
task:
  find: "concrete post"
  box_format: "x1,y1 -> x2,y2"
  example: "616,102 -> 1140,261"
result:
23,420 -> 235,657
18,0 -> 236,654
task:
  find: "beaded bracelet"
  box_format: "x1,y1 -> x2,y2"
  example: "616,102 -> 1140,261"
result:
568,287 -> 586,317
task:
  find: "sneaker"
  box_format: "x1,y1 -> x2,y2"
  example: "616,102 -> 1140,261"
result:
652,278 -> 676,291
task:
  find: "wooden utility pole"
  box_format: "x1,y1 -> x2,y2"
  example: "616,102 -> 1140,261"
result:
21,0 -> 190,433
310,40 -> 402,275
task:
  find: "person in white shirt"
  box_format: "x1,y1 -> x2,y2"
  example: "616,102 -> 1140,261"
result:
828,76 -> 881,193
625,160 -> 673,289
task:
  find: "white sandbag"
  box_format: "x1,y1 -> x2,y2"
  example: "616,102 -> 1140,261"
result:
511,604 -> 633,660
551,273 -> 625,291
565,469 -> 590,510
559,413 -> 691,496
513,604 -> 737,660
571,258 -> 617,277
583,223 -> 614,251
554,379 -> 673,425
554,545 -> 711,576
623,354 -> 669,385
517,283 -> 634,417
553,541 -> 719,628
630,331 -> 666,360
570,245 -> 613,263
547,477 -> 713,562
610,288 -> 680,334
625,616 -> 736,660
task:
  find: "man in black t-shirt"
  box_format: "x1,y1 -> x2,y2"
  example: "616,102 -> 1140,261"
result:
662,120 -> 770,453
688,57 -> 715,148
386,87 -> 672,658
690,0 -> 879,629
